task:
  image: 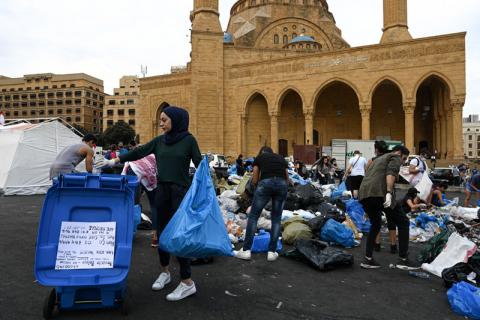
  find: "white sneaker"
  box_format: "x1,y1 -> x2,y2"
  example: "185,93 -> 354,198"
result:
166,281 -> 196,301
267,251 -> 279,262
233,248 -> 251,260
151,272 -> 171,291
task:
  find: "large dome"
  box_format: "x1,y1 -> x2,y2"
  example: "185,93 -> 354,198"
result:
226,0 -> 349,50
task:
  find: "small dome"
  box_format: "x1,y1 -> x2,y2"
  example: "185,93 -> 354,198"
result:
289,35 -> 315,44
224,32 -> 234,44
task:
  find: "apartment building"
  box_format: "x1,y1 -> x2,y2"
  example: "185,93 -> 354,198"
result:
0,73 -> 105,133
464,115 -> 480,159
103,76 -> 140,135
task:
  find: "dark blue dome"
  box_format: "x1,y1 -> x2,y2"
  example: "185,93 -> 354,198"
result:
290,35 -> 315,44
224,32 -> 233,44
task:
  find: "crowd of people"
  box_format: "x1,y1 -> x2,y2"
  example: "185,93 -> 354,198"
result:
46,104 -> 480,302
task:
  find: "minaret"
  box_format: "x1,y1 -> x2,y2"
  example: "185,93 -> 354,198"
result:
380,0 -> 412,44
190,0 -> 224,153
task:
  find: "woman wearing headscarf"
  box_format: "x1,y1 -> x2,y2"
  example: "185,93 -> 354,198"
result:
102,106 -> 202,301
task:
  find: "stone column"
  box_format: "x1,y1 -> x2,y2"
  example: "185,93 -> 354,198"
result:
270,112 -> 279,153
403,102 -> 415,152
441,115 -> 447,159
359,104 -> 372,140
446,109 -> 454,159
304,109 -> 314,145
241,113 -> 247,155
451,99 -> 465,160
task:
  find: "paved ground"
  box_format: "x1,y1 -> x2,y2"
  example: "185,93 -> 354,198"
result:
0,191 -> 468,320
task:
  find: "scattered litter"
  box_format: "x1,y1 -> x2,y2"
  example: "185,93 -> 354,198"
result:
225,290 -> 239,297
276,302 -> 283,309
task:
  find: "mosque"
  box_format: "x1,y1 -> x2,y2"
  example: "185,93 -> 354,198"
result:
136,0 -> 466,160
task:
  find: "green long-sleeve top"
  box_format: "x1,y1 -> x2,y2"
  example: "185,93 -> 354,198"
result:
119,135 -> 202,187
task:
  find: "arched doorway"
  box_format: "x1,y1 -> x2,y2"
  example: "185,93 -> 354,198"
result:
155,102 -> 170,136
278,89 -> 304,157
246,93 -> 270,157
415,76 -> 450,157
314,81 -> 361,145
371,80 -> 404,141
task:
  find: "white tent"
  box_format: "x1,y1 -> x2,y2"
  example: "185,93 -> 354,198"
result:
0,119 -> 86,196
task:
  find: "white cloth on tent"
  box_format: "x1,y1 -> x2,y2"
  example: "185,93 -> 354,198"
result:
421,233 -> 478,277
0,121 -> 84,195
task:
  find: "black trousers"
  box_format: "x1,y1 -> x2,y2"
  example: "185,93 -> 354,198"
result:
385,207 -> 410,258
361,197 -> 384,258
156,182 -> 191,280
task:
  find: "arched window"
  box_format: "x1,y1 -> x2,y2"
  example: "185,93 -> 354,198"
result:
274,34 -> 279,44
283,35 -> 288,44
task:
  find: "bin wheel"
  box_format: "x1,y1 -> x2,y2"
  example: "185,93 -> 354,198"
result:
42,288 -> 57,319
120,291 -> 130,316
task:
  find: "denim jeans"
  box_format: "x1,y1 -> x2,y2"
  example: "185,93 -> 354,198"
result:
243,177 -> 288,252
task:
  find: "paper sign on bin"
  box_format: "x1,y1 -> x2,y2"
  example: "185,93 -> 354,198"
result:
55,221 -> 116,270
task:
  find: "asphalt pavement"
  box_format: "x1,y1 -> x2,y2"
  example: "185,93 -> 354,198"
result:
0,191 -> 468,320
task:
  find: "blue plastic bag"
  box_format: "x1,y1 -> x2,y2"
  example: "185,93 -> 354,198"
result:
228,165 -> 237,176
251,229 -> 283,253
159,157 -> 233,258
345,199 -> 371,233
320,219 -> 355,248
415,213 -> 438,229
331,182 -> 347,199
447,281 -> 480,320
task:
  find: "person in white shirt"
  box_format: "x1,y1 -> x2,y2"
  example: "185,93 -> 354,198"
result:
345,150 -> 368,198
0,111 -> 5,126
408,154 -> 427,186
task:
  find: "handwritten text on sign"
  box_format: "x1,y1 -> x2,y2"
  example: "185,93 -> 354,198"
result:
55,221 -> 116,270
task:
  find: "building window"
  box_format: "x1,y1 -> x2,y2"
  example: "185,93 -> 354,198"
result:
128,109 -> 135,115
109,100 -> 115,105
48,101 -> 54,106
283,35 -> 288,44
21,102 -> 28,107
128,120 -> 135,126
57,109 -> 63,114
114,92 -> 119,96
5,111 -> 10,116
31,110 -> 36,115
56,100 -> 63,106
66,117 -> 72,122
39,101 -> 45,106
13,95 -> 19,100
30,94 -> 36,99
274,34 -> 279,44
66,109 -> 72,114
107,120 -> 114,127
125,92 -> 129,96
86,99 -> 91,105
92,94 -> 98,99
14,111 -> 18,116
469,151 -> 473,157
65,100 -> 72,105
56,92 -> 63,97
75,91 -> 82,97
469,135 -> 473,140
66,92 -> 72,97
30,102 -> 36,107
75,99 -> 81,105
107,110 -> 114,116
75,117 -> 81,122
132,92 -> 137,95
118,109 -> 125,116
48,110 -> 54,115
75,108 -> 81,113
70,84 -> 75,88
127,99 -> 134,105
13,102 -> 19,107
86,92 -> 91,97
52,85 -> 57,88
61,84 -> 66,88
47,92 -> 54,98
469,143 -> 473,148
120,101 -> 125,105
43,86 -> 48,89
39,110 -> 45,115
22,111 -> 27,116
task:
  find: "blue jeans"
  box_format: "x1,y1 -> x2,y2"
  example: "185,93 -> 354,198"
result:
243,177 -> 288,252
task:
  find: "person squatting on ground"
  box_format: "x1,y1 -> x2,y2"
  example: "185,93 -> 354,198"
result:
313,156 -> 333,184
49,134 -> 96,179
464,172 -> 480,208
101,106 -> 202,301
345,150 -> 367,199
234,146 -> 289,262
358,145 -> 410,269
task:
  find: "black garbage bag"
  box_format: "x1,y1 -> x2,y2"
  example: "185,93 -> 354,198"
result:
236,192 -> 252,213
284,239 -> 354,271
306,203 -> 326,213
442,262 -> 478,288
294,184 -> 315,206
317,203 -> 346,223
331,199 -> 346,212
284,192 -> 302,211
307,216 -> 329,234
417,227 -> 455,263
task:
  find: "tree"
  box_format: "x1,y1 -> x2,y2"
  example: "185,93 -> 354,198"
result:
101,121 -> 136,147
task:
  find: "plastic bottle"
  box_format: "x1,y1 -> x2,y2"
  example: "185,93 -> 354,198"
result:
408,271 -> 430,279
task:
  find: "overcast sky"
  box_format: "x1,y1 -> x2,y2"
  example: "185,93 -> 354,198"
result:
0,0 -> 478,115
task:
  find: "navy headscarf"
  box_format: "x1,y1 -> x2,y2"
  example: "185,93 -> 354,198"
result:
161,106 -> 191,145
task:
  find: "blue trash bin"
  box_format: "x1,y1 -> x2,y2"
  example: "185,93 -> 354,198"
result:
35,173 -> 139,318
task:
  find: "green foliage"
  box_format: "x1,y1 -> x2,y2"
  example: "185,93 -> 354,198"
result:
101,121 -> 136,148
